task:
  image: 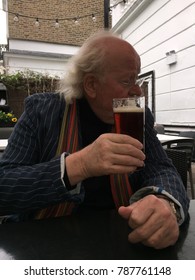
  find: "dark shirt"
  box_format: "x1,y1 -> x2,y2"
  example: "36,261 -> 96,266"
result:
78,98 -> 115,210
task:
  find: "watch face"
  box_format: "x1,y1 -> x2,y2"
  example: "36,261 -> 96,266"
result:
169,202 -> 180,222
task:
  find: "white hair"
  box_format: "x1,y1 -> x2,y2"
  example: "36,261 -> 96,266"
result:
58,30 -> 120,104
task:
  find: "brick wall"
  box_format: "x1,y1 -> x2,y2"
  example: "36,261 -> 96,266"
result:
8,0 -> 109,46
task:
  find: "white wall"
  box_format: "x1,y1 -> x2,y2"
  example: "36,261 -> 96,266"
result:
9,39 -> 78,56
3,39 -> 79,77
111,0 -> 195,127
4,54 -> 69,77
0,0 -> 7,44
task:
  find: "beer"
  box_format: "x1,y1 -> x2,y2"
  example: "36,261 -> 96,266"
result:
113,106 -> 144,144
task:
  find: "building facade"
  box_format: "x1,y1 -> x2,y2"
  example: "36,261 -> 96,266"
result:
3,0 -> 107,77
111,0 -> 195,131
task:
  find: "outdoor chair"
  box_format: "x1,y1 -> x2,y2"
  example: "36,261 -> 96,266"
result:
179,131 -> 195,162
162,138 -> 195,199
165,149 -> 188,190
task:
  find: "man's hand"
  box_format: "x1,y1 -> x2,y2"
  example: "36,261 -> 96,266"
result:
79,133 -> 145,176
118,194 -> 179,249
66,133 -> 145,185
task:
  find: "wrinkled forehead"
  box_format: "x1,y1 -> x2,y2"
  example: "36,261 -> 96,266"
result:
102,37 -> 140,73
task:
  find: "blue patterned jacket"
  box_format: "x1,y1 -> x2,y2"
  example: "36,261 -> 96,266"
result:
0,93 -> 190,222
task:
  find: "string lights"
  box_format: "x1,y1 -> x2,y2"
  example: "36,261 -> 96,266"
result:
74,17 -> 79,25
35,18 -> 39,27
92,14 -> 96,22
13,14 -> 19,22
107,0 -> 133,18
1,0 -> 135,28
54,19 -> 59,28
108,8 -> 113,16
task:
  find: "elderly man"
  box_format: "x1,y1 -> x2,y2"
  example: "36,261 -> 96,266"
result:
0,30 -> 189,249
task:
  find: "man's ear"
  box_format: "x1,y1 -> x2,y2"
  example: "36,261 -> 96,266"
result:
83,74 -> 97,99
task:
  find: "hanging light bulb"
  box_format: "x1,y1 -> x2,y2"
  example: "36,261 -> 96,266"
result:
108,8 -> 112,15
121,0 -> 128,13
92,14 -> 96,22
13,14 -> 19,22
125,0 -> 131,7
55,19 -> 59,28
74,17 -> 79,25
35,18 -> 40,27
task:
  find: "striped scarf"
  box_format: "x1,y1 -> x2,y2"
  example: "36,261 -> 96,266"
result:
35,99 -> 132,219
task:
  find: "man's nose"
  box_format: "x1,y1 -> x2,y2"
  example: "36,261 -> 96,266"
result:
128,84 -> 143,97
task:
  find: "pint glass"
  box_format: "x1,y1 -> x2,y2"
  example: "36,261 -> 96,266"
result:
113,96 -> 145,148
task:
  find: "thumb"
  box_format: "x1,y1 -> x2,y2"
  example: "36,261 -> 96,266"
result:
118,205 -> 132,220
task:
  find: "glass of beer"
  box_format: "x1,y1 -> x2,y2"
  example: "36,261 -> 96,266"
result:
113,96 -> 145,149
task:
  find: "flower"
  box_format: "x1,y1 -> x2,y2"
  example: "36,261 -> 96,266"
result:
0,110 -> 18,126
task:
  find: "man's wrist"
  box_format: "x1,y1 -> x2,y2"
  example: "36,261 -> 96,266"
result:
64,154 -> 76,190
156,194 -> 181,222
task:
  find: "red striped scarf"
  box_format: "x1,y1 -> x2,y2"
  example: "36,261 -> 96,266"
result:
35,99 -> 132,219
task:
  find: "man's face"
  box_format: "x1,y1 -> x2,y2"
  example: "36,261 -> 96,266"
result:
84,39 -> 142,124
95,47 -> 141,123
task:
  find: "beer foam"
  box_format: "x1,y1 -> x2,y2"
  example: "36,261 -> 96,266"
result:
113,106 -> 144,113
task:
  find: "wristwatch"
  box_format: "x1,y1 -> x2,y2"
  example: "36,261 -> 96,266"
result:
168,201 -> 181,223
156,194 -> 181,223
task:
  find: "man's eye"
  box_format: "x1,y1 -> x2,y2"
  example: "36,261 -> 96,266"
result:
121,81 -> 131,86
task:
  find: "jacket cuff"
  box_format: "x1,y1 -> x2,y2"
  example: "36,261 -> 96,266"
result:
129,186 -> 185,225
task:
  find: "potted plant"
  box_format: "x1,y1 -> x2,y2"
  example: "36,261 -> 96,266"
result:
0,110 -> 17,127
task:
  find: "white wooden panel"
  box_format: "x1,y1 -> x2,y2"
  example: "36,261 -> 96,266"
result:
168,109 -> 195,125
140,60 -> 168,79
170,89 -> 195,110
132,5 -> 195,54
151,60 -> 195,94
156,111 -> 172,124
122,0 -> 171,39
141,55 -> 171,81
122,0 -> 169,41
113,0 -> 195,127
156,108 -> 195,126
141,46 -> 195,92
156,92 -> 171,111
171,67 -> 195,91
122,0 -> 194,47
140,27 -> 195,70
155,75 -> 171,94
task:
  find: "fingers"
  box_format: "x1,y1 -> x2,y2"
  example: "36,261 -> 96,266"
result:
129,217 -> 179,249
119,201 -> 154,231
110,133 -> 143,150
111,143 -> 145,162
118,206 -> 132,220
141,225 -> 179,249
119,195 -> 179,249
109,153 -> 145,171
80,133 -> 145,177
97,133 -> 145,166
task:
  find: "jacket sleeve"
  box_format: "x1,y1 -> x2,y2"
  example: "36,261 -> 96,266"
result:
0,93 -> 83,216
129,107 -> 190,224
